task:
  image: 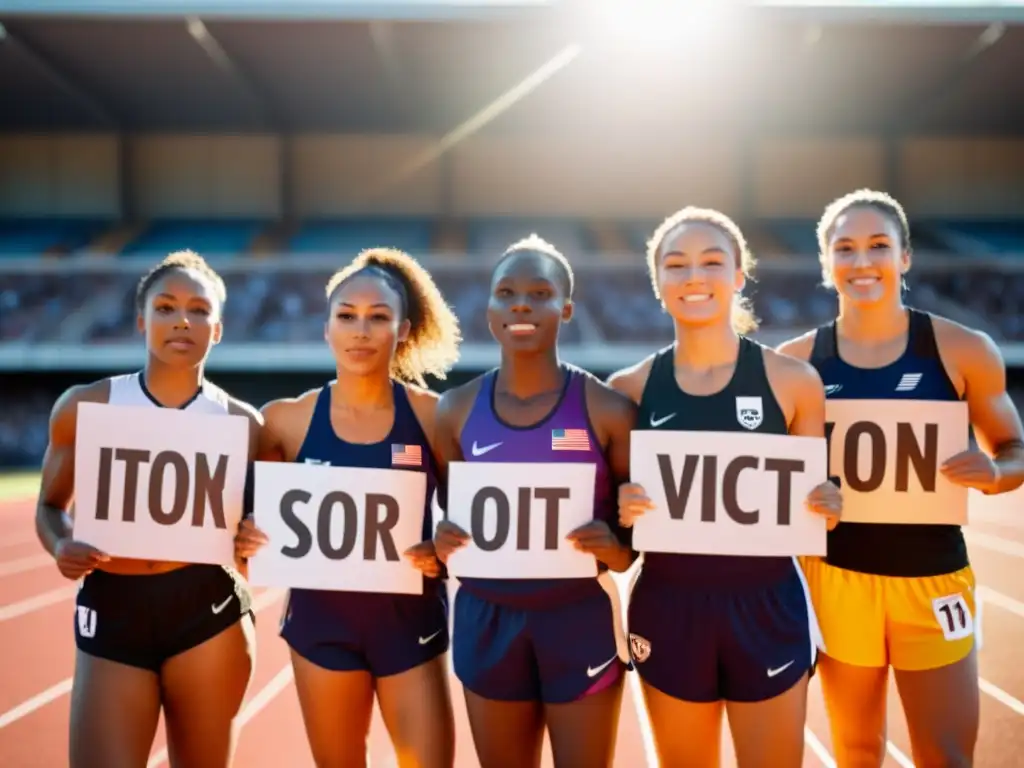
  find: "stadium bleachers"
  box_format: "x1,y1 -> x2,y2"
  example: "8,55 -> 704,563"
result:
3,216 -> 1023,260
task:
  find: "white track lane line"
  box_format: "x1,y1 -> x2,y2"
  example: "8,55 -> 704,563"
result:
0,588 -> 285,731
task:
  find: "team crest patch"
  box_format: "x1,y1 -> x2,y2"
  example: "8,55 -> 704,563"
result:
735,396 -> 763,431
629,633 -> 651,663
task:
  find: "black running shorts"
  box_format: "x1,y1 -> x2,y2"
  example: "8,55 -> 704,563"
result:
74,564 -> 253,672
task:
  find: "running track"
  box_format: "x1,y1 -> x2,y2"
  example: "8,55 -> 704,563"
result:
1,484 -> 1022,767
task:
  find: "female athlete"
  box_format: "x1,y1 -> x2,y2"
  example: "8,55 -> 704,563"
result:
777,189 -> 1024,767
235,247 -> 461,768
432,235 -> 637,768
608,207 -> 842,767
36,250 -> 262,768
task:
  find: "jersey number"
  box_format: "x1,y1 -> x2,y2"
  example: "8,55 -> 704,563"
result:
931,593 -> 973,642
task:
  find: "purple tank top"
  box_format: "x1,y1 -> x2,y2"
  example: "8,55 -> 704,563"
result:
456,365 -> 614,608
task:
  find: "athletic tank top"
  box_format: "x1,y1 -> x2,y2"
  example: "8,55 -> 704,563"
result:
456,365 -> 614,608
295,381 -> 444,596
636,338 -> 794,587
809,308 -> 968,577
107,371 -> 231,415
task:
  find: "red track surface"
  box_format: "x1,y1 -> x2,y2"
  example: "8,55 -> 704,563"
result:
1,489 -> 1021,768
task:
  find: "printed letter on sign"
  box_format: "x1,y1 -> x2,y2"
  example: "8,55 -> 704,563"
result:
825,400 -> 968,524
73,403 -> 249,565
629,430 -> 828,557
249,462 -> 426,595
445,461 -> 598,580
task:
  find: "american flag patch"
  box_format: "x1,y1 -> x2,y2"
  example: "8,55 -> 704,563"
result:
391,443 -> 423,467
551,428 -> 590,452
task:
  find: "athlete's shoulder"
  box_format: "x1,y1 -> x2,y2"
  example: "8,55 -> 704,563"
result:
762,343 -> 825,397
580,368 -> 637,422
775,328 -> 819,362
402,382 -> 440,431
929,313 -> 1005,375
607,350 -> 663,405
201,379 -> 264,426
436,373 -> 486,422
261,387 -> 320,426
47,379 -> 112,440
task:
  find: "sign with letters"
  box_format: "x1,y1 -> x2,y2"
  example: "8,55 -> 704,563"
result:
826,400 -> 969,524
248,461 -> 427,594
630,430 -> 828,557
73,402 -> 249,565
444,462 -> 598,579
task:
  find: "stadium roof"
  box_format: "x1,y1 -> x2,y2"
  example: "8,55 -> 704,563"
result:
1,7 -> 1023,134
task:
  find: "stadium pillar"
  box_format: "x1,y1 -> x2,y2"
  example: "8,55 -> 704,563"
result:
119,135 -> 135,223
738,130 -> 755,220
882,133 -> 900,199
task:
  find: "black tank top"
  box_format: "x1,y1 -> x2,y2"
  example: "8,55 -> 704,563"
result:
636,337 -> 793,587
809,309 -> 968,577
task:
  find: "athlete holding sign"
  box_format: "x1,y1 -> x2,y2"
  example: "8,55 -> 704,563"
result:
433,236 -> 636,768
234,248 -> 461,768
609,208 -> 841,768
778,190 -> 1024,767
35,251 -> 262,768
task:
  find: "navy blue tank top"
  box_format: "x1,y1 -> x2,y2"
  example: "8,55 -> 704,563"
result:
809,308 -> 969,577
455,366 -> 613,609
295,381 -> 444,596
636,338 -> 795,587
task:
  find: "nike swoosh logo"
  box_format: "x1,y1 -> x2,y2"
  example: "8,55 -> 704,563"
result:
767,660 -> 795,678
471,441 -> 502,457
649,413 -> 676,428
211,596 -> 234,615
587,655 -> 618,678
824,384 -> 842,395
419,629 -> 443,645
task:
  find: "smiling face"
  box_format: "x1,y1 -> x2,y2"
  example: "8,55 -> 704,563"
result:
825,204 -> 909,306
325,272 -> 410,378
654,221 -> 744,330
137,268 -> 222,368
487,249 -> 572,354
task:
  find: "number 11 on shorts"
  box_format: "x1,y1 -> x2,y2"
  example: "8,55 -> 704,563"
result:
932,593 -> 974,642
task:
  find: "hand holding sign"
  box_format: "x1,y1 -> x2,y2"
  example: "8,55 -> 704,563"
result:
565,520 -> 626,567
54,538 -> 110,580
403,540 -> 442,578
235,517 -> 269,560
617,483 -> 655,528
940,450 -> 1000,494
433,520 -> 470,564
805,481 -> 842,531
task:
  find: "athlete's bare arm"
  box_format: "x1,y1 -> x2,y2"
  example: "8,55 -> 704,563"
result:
569,377 -> 639,572
234,391 -> 318,562
606,357 -> 658,530
432,378 -> 483,562
225,396 -> 265,462
935,318 -> 1024,494
763,348 -> 827,438
403,386 -> 445,576
36,380 -> 112,578
432,378 -> 482,478
406,385 -> 441,461
763,348 -> 842,529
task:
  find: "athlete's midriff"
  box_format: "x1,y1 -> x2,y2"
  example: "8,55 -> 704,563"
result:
98,559 -> 193,576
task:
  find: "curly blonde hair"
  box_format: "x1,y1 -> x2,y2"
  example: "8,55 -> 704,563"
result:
325,248 -> 462,386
